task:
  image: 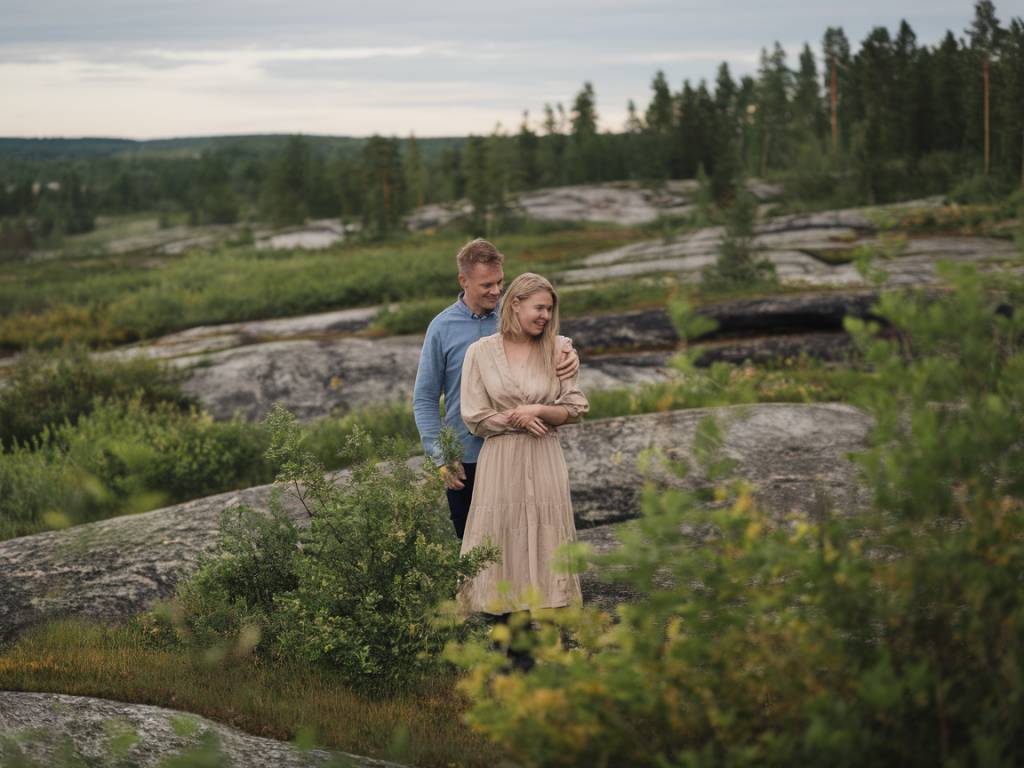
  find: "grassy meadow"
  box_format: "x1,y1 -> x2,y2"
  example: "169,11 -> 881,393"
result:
0,220 -> 650,351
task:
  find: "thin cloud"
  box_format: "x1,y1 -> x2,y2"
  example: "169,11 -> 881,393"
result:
612,50 -> 761,65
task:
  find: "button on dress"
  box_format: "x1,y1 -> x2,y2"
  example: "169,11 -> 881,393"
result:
458,333 -> 589,614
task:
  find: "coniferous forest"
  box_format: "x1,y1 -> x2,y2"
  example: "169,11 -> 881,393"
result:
1,0 -> 1022,256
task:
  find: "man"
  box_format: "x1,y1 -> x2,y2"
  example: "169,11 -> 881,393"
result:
413,238 -> 579,539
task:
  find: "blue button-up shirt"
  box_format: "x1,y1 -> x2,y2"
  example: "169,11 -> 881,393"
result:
413,293 -> 498,466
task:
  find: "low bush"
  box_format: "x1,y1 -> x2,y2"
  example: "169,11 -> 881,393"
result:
0,398 -> 270,540
0,346 -> 193,449
587,357 -> 864,420
701,189 -> 777,295
451,263 -> 1024,766
370,298 -> 451,336
169,407 -> 498,690
950,173 -> 1015,205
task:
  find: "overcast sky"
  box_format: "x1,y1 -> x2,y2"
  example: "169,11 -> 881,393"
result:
0,0 -> 989,139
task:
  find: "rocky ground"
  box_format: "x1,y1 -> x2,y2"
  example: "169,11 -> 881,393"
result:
48,193 -> 1006,422
94,292 -> 876,422
0,403 -> 869,643
561,199 -> 1017,288
0,693 -> 402,768
404,179 -> 785,230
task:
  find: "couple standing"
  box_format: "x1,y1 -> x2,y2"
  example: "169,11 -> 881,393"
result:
413,238 -> 589,615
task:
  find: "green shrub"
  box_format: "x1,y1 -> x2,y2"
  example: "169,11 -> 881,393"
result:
176,504 -> 300,651
171,406 -> 498,690
451,263 -> 1024,766
559,278 -> 674,319
950,173 -> 1015,205
700,190 -> 777,294
370,298 -> 450,336
302,402 -> 421,467
0,398 -> 272,539
0,446 -> 74,540
54,398 -> 271,508
0,346 -> 194,449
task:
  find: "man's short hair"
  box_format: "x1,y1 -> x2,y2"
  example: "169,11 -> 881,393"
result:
456,238 -> 504,275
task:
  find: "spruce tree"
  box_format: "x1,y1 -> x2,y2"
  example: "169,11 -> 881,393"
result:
360,135 -> 406,236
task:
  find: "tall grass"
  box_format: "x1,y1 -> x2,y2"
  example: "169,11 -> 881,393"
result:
0,619 -> 505,768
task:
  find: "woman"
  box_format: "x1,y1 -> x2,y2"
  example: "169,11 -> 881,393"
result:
458,272 -> 589,614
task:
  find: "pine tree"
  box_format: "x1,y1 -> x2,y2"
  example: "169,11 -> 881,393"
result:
539,103 -> 568,186
793,44 -> 825,143
624,100 -> 643,133
1001,18 -> 1024,186
462,135 -> 491,235
967,0 -> 1004,174
516,111 -> 541,189
645,71 -> 674,133
755,43 -> 794,173
195,151 -> 239,224
360,135 -> 406,236
701,189 -> 776,292
931,31 -> 968,155
893,21 -> 920,158
265,135 -> 310,226
644,71 -> 675,180
570,82 -> 601,182
403,134 -> 426,210
822,27 -> 852,153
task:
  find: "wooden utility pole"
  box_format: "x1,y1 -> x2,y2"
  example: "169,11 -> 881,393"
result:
983,54 -> 991,175
830,57 -> 839,153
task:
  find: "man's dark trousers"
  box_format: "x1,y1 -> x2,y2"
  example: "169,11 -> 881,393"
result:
446,462 -> 477,540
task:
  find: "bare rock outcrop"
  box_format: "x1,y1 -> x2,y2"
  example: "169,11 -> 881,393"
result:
564,197 -> 1015,288
176,336 -> 422,421
0,405 -> 870,642
173,334 -> 681,422
105,305 -> 383,362
404,180 -> 782,230
564,232 -> 1016,287
0,692 -> 401,768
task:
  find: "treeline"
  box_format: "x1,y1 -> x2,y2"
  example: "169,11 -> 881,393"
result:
1,0 -> 1021,255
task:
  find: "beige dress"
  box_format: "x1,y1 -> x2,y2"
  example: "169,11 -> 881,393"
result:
458,333 -> 589,614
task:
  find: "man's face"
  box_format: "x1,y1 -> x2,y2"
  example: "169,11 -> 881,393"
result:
458,262 -> 504,316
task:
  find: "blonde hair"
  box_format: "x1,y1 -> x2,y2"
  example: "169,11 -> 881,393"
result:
500,273 -> 560,374
456,238 -> 504,275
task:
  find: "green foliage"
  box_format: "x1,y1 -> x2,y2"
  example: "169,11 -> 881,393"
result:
301,402 -> 421,467
668,296 -> 719,342
361,136 -> 408,236
0,346 -> 194,449
171,405 -> 498,690
370,298 -> 451,336
701,190 -> 778,294
558,278 -> 673,320
452,264 -> 1024,766
0,619 -> 506,767
0,398 -> 270,540
586,356 -> 864,421
950,172 -> 1016,205
0,225 -> 639,350
175,504 -> 299,651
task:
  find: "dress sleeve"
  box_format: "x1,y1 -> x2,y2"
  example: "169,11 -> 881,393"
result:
461,344 -> 509,437
553,337 -> 589,423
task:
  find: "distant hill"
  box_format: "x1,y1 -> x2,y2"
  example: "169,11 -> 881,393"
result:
0,134 -> 466,162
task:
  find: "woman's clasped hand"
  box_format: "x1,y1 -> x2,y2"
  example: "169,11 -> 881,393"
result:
504,403 -> 549,436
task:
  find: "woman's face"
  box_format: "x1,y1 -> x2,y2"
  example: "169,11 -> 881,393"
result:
513,290 -> 554,337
